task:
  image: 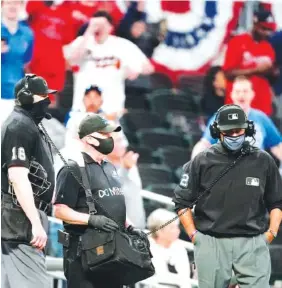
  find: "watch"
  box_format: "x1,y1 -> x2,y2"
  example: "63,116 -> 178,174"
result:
267,229 -> 277,238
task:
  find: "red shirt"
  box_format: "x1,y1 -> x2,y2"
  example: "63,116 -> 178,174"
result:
26,1 -> 74,94
223,33 -> 275,115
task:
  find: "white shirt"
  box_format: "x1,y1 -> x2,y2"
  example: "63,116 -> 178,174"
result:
65,35 -> 148,113
148,239 -> 192,288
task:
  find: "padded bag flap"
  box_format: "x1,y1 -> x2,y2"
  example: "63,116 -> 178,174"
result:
81,229 -> 114,250
81,229 -> 116,268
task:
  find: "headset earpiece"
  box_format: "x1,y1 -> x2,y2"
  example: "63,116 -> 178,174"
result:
245,120 -> 255,137
17,74 -> 36,106
209,122 -> 221,139
209,104 -> 231,140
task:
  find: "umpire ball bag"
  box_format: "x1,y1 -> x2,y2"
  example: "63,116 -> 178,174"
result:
69,160 -> 155,285
80,228 -> 155,285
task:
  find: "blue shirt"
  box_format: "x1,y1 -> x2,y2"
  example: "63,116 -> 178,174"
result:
1,22 -> 34,100
203,108 -> 282,150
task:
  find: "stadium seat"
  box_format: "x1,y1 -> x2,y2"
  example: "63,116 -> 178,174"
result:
125,75 -> 152,92
147,89 -> 200,120
177,74 -> 205,96
149,72 -> 173,89
166,111 -> 203,134
136,128 -> 188,150
153,146 -> 191,169
125,90 -> 149,110
138,164 -> 174,187
127,145 -> 156,164
145,183 -> 177,198
121,110 -> 166,144
120,110 -> 165,134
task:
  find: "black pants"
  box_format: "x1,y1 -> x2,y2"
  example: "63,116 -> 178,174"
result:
63,245 -> 123,288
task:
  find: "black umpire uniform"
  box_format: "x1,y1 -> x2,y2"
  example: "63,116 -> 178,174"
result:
173,104 -> 282,288
1,74 -> 57,287
55,114 -> 142,288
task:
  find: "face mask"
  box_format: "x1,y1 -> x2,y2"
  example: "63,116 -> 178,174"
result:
25,98 -> 51,124
222,134 -> 245,151
89,136 -> 114,155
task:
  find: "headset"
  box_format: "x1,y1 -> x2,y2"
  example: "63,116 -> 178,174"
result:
209,104 -> 255,139
17,74 -> 37,106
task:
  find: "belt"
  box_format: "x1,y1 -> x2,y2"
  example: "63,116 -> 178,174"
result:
1,192 -> 51,213
59,230 -> 82,257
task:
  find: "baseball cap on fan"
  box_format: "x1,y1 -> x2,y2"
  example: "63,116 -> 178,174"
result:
217,105 -> 248,131
253,10 -> 276,31
14,75 -> 57,98
78,114 -> 121,139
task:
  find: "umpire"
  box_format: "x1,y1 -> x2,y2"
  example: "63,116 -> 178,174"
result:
54,114 -> 143,288
173,104 -> 282,288
1,74 -> 57,288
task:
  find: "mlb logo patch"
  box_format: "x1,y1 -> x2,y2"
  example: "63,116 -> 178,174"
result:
246,177 -> 260,187
228,113 -> 238,120
112,170 -> 119,178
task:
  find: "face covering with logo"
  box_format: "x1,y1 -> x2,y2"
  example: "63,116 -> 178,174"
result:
23,97 -> 51,124
222,134 -> 245,151
89,136 -> 114,155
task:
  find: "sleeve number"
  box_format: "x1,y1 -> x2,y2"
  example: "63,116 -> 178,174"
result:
180,174 -> 189,188
11,147 -> 26,161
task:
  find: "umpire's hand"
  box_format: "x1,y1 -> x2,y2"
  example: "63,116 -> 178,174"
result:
88,215 -> 119,232
30,223 -> 48,250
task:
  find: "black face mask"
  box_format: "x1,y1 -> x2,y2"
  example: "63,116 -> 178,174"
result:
23,98 -> 51,124
89,136 -> 114,155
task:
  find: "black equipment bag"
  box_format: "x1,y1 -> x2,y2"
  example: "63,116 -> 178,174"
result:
68,160 -> 155,285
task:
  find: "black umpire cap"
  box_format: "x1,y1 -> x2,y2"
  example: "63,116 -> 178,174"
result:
78,114 -> 121,139
14,74 -> 57,98
217,105 -> 248,131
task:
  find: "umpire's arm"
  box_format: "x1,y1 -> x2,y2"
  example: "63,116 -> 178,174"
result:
173,159 -> 200,241
264,154 -> 282,238
4,127 -> 47,249
54,167 -> 90,225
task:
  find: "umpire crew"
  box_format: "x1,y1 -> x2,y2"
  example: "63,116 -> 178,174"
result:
1,74 -> 57,288
173,104 -> 282,288
54,114 -> 143,288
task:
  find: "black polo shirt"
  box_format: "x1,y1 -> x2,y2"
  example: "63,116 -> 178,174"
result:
55,153 -> 126,235
1,106 -> 55,204
173,143 -> 282,237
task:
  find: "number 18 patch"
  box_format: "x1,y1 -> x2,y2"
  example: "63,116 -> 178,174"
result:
180,173 -> 189,188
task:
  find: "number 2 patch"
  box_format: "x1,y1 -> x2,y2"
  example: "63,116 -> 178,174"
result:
180,173 -> 189,188
11,147 -> 26,161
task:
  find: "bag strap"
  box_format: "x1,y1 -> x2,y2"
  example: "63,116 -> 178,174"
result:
69,159 -> 125,230
67,159 -> 97,215
150,152 -> 245,235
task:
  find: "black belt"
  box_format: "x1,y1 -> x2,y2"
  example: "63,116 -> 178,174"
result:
1,192 -> 51,213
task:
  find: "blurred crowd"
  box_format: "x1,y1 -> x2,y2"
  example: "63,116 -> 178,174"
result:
1,1 -> 282,287
1,0 -> 159,122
